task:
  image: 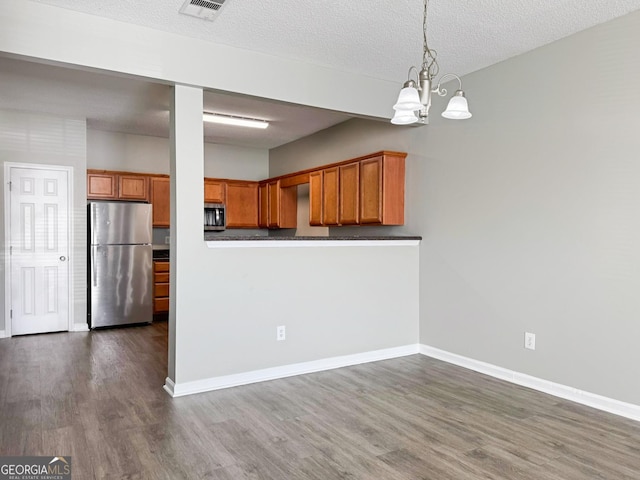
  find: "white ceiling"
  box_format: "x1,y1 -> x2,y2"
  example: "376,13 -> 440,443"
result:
5,0 -> 640,148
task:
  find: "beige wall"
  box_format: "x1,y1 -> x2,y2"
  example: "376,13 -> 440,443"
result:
87,129 -> 269,180
270,10 -> 640,406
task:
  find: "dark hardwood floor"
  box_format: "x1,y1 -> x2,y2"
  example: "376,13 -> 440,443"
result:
1,321 -> 639,479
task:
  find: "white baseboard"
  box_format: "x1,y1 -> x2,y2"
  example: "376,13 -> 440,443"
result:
71,323 -> 89,332
420,345 -> 640,423
164,344 -> 419,398
0,330 -> 6,339
163,377 -> 176,397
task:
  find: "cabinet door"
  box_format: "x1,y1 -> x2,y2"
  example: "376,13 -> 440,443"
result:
267,180 -> 280,228
119,175 -> 149,201
258,183 -> 269,228
322,167 -> 339,226
267,180 -> 297,229
87,172 -> 117,199
339,162 -> 359,225
226,181 -> 259,228
150,176 -> 170,227
359,156 -> 383,224
379,153 -> 406,225
309,171 -> 323,226
204,179 -> 226,203
153,261 -> 170,314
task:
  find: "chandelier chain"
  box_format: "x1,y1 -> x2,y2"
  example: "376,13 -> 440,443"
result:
422,0 -> 439,79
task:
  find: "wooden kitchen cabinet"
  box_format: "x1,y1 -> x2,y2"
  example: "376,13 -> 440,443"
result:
204,178 -> 226,203
309,171 -> 323,226
119,174 -> 148,201
359,157 -> 383,224
150,176 -> 170,227
339,162 -> 360,225
87,172 -> 117,199
322,166 -> 340,226
261,180 -> 297,229
258,182 -> 269,228
87,170 -> 149,202
226,180 -> 259,228
359,153 -> 405,225
153,261 -> 170,314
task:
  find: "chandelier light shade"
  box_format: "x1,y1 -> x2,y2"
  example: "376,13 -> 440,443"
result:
393,86 -> 423,112
391,0 -> 472,125
391,109 -> 419,125
442,91 -> 472,120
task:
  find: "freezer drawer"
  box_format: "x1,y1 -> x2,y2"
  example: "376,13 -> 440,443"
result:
90,244 -> 153,327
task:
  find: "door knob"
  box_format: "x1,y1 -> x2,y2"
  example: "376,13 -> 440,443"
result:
59,256 -> 67,261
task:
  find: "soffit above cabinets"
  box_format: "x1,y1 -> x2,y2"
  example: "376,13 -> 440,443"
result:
0,56 -> 352,149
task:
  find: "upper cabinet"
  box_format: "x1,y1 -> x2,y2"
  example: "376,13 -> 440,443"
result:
150,176 -> 170,228
87,171 -> 117,199
226,180 -> 259,228
204,178 -> 225,204
258,183 -> 269,228
87,170 -> 149,202
260,180 -> 297,229
119,174 -> 149,201
338,162 -> 360,226
308,151 -> 406,227
87,150 -> 405,230
309,171 -> 323,226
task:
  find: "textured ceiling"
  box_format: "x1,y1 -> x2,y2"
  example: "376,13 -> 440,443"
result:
6,0 -> 640,148
29,0 -> 640,83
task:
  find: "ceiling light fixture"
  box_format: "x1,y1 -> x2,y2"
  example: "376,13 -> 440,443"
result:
203,112 -> 269,129
391,0 -> 472,125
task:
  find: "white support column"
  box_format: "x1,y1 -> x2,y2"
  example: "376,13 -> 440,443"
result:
166,85 -> 204,387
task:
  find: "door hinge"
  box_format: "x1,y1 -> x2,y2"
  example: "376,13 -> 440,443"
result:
9,246 -> 12,255
8,181 -> 11,191
9,309 -> 12,319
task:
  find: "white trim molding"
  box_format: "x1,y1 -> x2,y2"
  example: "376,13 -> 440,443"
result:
4,162 -> 75,338
0,330 -> 7,339
71,323 -> 90,332
164,344 -> 419,397
206,239 -> 420,249
420,345 -> 640,423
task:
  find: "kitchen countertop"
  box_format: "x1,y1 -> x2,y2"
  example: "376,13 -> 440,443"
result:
204,235 -> 422,241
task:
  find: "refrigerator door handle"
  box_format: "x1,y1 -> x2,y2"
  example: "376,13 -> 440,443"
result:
91,247 -> 98,287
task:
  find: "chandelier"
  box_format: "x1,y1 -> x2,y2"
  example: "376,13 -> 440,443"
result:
391,0 -> 472,125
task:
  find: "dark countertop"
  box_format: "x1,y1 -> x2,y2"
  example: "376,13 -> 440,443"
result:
204,235 -> 422,241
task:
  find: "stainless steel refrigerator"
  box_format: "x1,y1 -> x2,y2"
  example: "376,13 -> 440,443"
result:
88,202 -> 153,328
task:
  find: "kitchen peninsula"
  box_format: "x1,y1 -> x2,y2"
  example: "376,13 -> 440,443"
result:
205,235 -> 421,247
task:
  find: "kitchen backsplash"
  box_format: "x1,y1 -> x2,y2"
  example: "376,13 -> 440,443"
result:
152,227 -> 170,246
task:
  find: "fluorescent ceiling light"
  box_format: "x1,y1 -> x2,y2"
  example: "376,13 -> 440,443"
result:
203,112 -> 269,129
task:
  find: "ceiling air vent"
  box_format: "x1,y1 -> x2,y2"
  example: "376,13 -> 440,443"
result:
179,0 -> 228,21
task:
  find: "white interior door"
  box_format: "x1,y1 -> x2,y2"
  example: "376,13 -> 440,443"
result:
8,166 -> 70,335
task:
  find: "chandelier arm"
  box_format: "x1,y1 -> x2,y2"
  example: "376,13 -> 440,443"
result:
432,73 -> 463,97
407,65 -> 419,83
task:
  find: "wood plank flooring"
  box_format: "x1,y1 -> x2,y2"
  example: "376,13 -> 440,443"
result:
1,321 -> 639,479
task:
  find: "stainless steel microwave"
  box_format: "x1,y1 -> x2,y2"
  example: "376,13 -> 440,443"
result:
204,203 -> 225,231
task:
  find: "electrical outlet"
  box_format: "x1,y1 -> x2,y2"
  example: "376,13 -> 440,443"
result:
277,325 -> 286,341
164,236 -> 170,245
524,332 -> 536,350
